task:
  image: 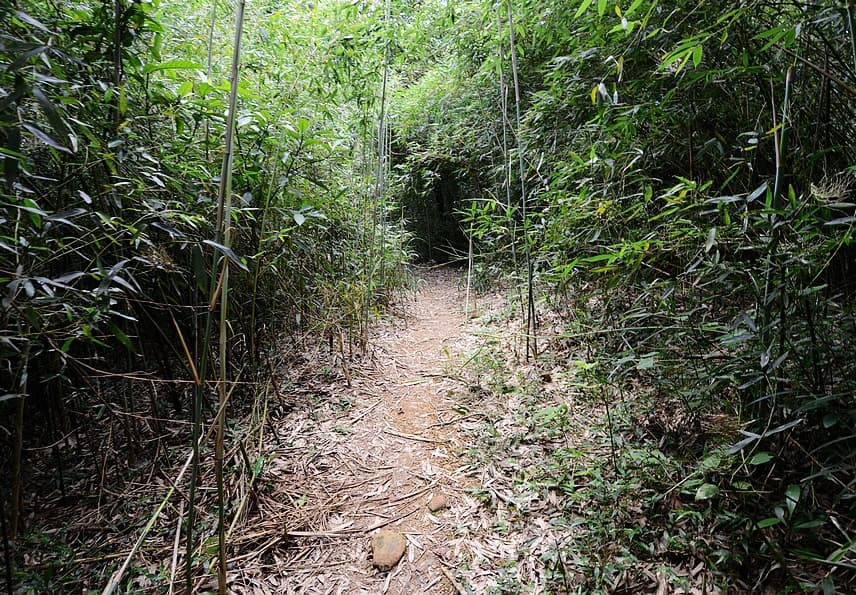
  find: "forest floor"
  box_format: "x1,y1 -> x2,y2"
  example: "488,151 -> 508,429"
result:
241,266 -> 479,594
230,266 -> 724,594
15,266 -> 747,593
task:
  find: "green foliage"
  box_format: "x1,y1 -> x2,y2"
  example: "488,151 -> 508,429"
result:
1,0 -> 410,589
392,0 -> 856,589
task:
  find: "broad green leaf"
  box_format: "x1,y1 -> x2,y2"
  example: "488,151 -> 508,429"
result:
692,45 -> 703,67
700,455 -> 721,471
749,451 -> 774,465
695,483 -> 720,501
756,517 -> 781,529
597,0 -> 607,17
21,198 -> 44,228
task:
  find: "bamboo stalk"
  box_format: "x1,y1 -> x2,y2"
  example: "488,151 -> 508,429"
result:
364,0 -> 391,335
186,0 -> 222,585
505,0 -> 537,359
214,2 -> 246,592
495,14 -> 524,318
167,503 -> 183,595
204,0 -> 217,161
10,339 -> 30,541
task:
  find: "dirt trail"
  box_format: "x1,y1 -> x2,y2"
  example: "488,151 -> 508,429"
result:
256,267 -> 474,594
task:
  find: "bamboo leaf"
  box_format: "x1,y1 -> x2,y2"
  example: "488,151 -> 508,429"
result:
203,239 -> 249,272
574,0 -> 593,20
22,122 -> 72,153
749,451 -> 774,465
692,45 -> 702,67
108,322 -> 135,351
14,10 -> 52,33
143,59 -> 204,74
785,484 -> 800,516
704,227 -> 716,252
824,216 -> 855,226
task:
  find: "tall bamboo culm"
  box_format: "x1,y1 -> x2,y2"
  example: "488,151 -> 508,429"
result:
364,0 -> 391,336
505,0 -> 536,359
495,13 -> 524,319
186,0 -> 221,587
214,1 -> 246,592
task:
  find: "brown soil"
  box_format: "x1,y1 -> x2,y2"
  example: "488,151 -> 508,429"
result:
239,266 -> 476,593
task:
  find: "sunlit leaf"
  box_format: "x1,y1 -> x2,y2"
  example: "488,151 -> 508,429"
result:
143,59 -> 204,74
574,0 -> 593,19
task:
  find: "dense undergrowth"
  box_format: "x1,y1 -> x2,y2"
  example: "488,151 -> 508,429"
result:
391,0 -> 855,591
457,288 -> 849,592
1,0 -> 409,590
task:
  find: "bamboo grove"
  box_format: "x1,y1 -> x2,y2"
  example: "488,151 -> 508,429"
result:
391,0 -> 855,590
2,0 -> 855,591
1,0 -> 409,590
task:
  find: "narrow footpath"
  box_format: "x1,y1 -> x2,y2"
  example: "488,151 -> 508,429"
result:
246,267 -> 476,593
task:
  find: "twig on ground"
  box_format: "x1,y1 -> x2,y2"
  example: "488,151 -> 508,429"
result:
383,425 -> 441,444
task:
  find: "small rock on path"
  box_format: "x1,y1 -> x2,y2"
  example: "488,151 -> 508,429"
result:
371,530 -> 408,570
